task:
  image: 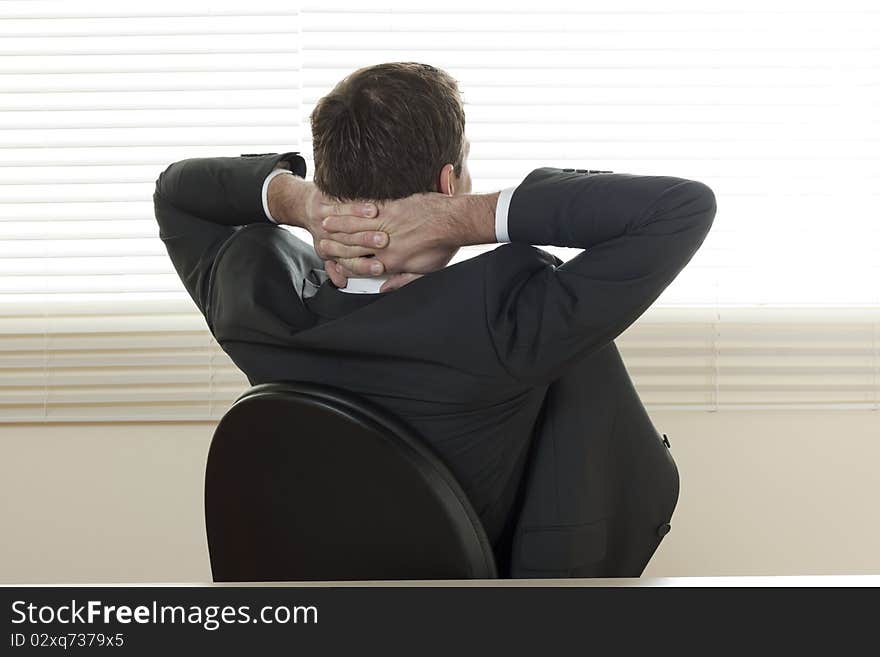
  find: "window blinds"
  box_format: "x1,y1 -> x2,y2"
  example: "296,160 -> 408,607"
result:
1,0 -> 878,422
0,0 -> 298,421
299,0 -> 880,308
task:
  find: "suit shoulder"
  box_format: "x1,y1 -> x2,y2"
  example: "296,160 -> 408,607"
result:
216,222 -> 319,273
483,242 -> 562,271
210,224 -> 317,342
472,243 -> 563,307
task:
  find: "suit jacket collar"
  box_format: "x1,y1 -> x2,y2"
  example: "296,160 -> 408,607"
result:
302,268 -> 382,319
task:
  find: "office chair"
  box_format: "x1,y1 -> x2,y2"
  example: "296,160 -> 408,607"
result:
205,381 -> 498,581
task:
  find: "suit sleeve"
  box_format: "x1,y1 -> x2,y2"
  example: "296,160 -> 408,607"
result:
485,167 -> 717,385
152,151 -> 305,317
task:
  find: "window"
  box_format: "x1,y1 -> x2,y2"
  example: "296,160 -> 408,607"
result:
2,0 -> 878,420
1,0 -> 300,420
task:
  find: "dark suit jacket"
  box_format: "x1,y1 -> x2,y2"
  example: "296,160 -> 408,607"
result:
153,152 -> 716,560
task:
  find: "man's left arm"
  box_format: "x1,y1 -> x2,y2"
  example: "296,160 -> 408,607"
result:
152,152 -> 305,316
153,150 -> 394,314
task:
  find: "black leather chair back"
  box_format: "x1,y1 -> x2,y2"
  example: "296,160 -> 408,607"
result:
205,382 -> 497,581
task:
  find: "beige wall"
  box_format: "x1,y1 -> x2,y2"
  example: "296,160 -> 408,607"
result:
2,410 -> 879,583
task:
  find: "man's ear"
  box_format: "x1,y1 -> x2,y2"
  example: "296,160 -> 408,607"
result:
438,163 -> 456,196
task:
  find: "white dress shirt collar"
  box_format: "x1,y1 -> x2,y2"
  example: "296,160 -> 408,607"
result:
338,275 -> 388,294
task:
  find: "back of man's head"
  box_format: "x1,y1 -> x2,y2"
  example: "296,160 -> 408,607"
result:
310,62 -> 466,202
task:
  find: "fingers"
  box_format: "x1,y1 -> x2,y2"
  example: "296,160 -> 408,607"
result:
380,273 -> 423,293
332,262 -> 358,280
325,259 -> 418,292
317,240 -> 377,259
325,230 -> 388,249
324,260 -> 348,288
335,256 -> 385,276
322,215 -> 383,234
327,202 -> 377,219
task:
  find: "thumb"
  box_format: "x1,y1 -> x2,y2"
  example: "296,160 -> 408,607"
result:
380,272 -> 423,293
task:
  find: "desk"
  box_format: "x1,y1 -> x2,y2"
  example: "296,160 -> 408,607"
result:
15,575 -> 875,587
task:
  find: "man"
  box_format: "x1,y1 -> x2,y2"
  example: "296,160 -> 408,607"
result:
154,62 -> 716,578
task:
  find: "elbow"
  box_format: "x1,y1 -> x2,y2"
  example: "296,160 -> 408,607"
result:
152,162 -> 183,236
154,159 -> 188,204
646,178 -> 718,236
654,179 -> 716,241
153,172 -> 165,202
154,163 -> 172,203
686,180 -> 717,234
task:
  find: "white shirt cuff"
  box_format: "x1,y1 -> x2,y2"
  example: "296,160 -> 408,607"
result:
262,168 -> 295,224
494,185 -> 518,243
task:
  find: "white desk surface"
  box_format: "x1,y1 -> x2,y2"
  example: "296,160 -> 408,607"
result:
8,576 -> 880,587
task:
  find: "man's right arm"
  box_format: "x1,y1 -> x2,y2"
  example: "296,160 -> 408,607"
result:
320,167 -> 715,383
485,167 -> 716,384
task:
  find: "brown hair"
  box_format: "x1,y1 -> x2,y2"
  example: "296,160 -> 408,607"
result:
310,62 -> 466,201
